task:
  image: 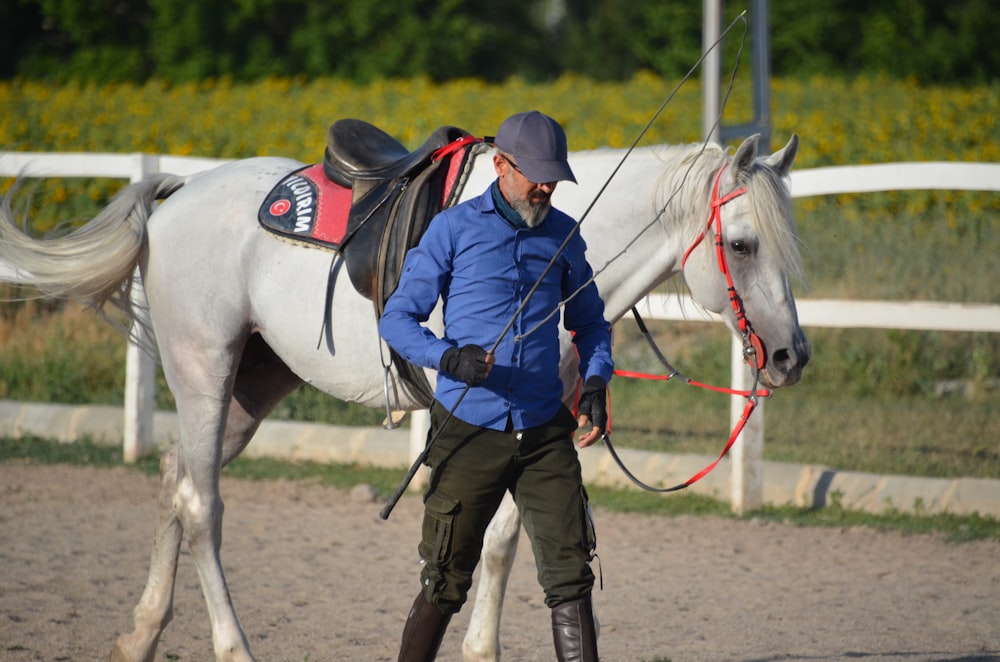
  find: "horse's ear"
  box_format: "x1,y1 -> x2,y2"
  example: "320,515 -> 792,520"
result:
763,134 -> 799,177
731,134 -> 761,184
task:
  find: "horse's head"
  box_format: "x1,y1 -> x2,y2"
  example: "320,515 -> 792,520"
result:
681,134 -> 811,388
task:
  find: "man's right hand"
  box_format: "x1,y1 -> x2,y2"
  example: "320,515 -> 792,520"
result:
440,344 -> 494,386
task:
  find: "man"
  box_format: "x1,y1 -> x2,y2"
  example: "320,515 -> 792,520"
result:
379,110 -> 613,662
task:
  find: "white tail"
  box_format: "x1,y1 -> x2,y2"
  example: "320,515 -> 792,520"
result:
0,174 -> 185,315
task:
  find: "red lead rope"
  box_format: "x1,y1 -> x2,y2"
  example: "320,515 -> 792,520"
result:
600,355 -> 768,493
578,307 -> 769,494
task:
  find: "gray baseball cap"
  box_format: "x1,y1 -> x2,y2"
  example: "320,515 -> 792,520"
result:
494,110 -> 576,184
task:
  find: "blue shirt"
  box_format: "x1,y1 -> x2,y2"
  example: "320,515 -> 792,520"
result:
379,182 -> 614,431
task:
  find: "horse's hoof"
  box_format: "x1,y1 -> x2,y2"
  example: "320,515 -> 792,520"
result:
109,642 -> 132,662
110,634 -> 154,662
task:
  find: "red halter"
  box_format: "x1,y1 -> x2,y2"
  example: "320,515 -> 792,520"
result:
681,163 -> 766,371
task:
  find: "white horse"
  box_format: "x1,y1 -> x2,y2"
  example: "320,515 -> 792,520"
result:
0,130 -> 809,662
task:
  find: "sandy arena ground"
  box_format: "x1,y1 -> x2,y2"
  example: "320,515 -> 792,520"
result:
1,463 -> 997,661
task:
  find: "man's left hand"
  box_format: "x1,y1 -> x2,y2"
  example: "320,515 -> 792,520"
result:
576,376 -> 607,447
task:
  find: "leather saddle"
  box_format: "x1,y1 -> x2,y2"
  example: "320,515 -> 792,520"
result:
322,118 -> 480,314
325,119 -> 465,189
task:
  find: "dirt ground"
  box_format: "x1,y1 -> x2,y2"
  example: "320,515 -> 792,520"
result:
1,463 -> 998,662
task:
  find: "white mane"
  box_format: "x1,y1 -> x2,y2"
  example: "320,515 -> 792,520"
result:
650,140 -> 805,284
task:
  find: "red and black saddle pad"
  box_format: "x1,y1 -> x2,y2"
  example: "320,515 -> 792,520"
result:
258,163 -> 353,249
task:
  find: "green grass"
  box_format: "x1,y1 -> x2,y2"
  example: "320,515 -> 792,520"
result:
2,435 -> 996,542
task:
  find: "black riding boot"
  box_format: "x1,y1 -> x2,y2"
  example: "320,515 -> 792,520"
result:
551,595 -> 599,662
398,591 -> 453,662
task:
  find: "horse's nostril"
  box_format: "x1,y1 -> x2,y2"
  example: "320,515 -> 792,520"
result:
768,344 -> 810,386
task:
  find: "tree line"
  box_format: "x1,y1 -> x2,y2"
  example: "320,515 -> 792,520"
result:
1,0 -> 996,85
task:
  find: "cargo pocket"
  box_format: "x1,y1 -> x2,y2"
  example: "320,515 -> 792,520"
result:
419,491 -> 461,566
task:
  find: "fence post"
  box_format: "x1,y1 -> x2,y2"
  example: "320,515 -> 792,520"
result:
729,335 -> 764,514
408,409 -> 431,491
122,154 -> 159,463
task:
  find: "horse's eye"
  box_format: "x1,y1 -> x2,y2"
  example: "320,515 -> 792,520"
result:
730,239 -> 752,256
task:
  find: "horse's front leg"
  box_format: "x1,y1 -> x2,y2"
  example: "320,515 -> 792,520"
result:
111,447 -> 184,662
463,492 -> 521,662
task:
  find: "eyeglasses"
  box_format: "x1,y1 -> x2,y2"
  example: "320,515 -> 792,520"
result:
500,154 -> 524,176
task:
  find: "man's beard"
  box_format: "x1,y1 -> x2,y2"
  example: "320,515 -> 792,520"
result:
511,196 -> 551,228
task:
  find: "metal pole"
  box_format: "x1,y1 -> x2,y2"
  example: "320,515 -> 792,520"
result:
718,0 -> 772,149
702,0 -> 722,143
751,0 -> 772,151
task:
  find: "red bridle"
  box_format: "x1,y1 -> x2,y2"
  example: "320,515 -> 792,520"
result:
681,163 -> 766,371
594,163 -> 773,494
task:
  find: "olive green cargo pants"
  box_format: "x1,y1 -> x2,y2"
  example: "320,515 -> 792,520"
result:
417,401 -> 597,614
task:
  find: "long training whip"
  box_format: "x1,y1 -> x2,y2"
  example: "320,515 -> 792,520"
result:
379,11 -> 749,520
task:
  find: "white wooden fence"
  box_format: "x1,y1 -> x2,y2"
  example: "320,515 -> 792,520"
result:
2,151 -> 999,513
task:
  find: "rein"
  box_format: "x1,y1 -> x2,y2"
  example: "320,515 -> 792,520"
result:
599,163 -> 772,494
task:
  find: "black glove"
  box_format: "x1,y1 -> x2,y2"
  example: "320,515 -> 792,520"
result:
440,344 -> 491,386
577,376 -> 607,433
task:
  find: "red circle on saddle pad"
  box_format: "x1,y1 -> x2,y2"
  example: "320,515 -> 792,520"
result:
269,199 -> 291,216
